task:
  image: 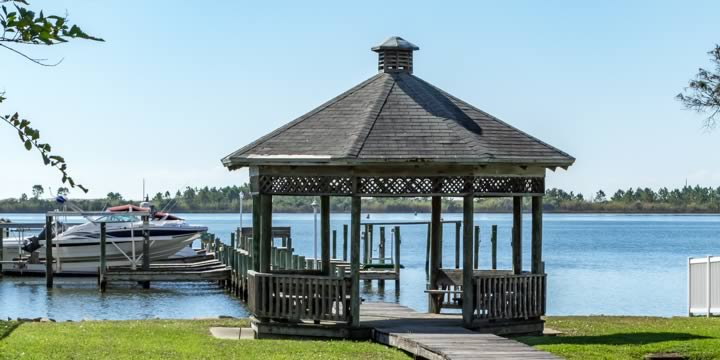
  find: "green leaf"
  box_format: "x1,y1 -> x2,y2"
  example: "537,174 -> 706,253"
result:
24,140 -> 32,150
49,155 -> 65,162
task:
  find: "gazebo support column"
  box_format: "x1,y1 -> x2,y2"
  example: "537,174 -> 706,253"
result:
320,196 -> 331,275
259,194 -> 272,273
252,194 -> 261,271
462,195 -> 475,328
428,196 -> 442,313
512,196 -> 522,275
531,196 -> 543,274
350,196 -> 361,326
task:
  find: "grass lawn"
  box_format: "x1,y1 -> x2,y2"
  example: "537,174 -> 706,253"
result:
0,319 -> 408,360
517,316 -> 720,360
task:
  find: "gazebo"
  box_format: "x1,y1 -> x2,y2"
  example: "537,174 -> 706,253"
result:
222,36 -> 574,337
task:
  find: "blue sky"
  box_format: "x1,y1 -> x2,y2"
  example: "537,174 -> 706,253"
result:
2,0 -> 719,199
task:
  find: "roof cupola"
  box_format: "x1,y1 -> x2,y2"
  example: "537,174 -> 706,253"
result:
371,36 -> 419,74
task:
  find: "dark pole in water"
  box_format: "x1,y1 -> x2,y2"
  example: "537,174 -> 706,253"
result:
474,225 -> 480,269
491,224 -> 498,270
425,223 -> 430,279
455,222 -> 461,269
394,226 -> 401,295
45,214 -> 53,288
378,226 -> 385,289
0,224 -> 4,276
141,215 -> 150,289
99,222 -> 107,292
332,230 -> 337,260
342,224 -> 348,262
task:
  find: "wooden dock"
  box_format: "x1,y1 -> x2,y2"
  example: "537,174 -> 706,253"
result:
361,303 -> 558,360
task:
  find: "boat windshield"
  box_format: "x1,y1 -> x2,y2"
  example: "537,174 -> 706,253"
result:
94,214 -> 140,223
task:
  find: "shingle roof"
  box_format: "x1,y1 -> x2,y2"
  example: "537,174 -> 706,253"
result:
222,72 -> 574,169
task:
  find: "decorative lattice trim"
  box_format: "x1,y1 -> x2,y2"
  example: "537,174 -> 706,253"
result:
257,175 -> 543,196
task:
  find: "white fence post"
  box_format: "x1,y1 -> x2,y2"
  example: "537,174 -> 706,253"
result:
708,256 -> 712,318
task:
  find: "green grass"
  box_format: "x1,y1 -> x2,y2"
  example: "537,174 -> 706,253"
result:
0,319 -> 408,360
517,316 -> 720,360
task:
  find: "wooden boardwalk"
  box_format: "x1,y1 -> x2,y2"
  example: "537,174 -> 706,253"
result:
360,303 -> 558,360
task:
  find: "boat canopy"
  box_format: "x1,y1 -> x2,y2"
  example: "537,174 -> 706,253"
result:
106,204 -> 183,220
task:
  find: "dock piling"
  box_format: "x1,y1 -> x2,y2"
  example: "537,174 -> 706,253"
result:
491,224 -> 497,270
99,222 -> 107,292
378,227 -> 385,289
394,226 -> 401,294
473,225 -> 480,269
45,214 -> 53,288
455,222 -> 461,269
342,224 -> 348,261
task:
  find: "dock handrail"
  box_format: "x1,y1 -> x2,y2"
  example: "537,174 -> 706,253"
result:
247,270 -> 351,323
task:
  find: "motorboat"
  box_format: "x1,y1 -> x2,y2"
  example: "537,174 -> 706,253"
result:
2,204 -> 207,274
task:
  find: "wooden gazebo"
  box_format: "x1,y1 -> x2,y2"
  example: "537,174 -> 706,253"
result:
222,36 -> 574,337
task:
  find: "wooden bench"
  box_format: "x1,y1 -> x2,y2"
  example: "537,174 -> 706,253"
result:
425,289 -> 463,311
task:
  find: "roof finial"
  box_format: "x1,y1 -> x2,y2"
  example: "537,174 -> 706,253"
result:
372,36 -> 419,74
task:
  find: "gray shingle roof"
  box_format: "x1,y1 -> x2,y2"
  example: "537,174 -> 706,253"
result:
222,72 -> 574,169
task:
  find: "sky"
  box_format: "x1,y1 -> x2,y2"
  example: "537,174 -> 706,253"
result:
2,0 -> 720,200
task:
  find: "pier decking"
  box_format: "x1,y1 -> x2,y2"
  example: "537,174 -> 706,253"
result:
361,303 -> 558,360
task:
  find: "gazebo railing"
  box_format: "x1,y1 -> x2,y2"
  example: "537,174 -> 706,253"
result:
247,271 -> 351,323
475,272 -> 546,321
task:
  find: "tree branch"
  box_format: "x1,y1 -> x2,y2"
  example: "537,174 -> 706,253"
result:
0,43 -> 62,66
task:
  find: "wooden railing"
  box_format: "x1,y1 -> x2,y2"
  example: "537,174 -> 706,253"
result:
247,271 -> 351,323
475,273 -> 546,321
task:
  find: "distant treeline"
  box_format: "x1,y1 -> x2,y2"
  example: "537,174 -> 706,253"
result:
2,184 -> 720,213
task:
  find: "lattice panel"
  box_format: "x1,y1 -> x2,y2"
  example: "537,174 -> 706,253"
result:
472,177 -> 544,194
359,177 -> 433,195
259,176 -> 352,195
258,175 -> 543,195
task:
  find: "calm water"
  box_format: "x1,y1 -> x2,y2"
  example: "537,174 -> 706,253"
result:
1,212 -> 719,320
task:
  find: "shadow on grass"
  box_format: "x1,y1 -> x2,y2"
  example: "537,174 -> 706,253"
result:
518,332 -> 711,346
0,322 -> 21,341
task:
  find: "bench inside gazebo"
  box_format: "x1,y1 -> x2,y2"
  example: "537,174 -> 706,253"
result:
222,36 -> 574,339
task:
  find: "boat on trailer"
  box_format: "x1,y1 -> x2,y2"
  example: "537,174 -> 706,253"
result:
1,204 -> 207,275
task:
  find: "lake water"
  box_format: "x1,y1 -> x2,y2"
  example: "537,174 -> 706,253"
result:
1,212 -> 718,320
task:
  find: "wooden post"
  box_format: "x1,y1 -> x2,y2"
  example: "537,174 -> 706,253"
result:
286,234 -> 293,269
512,196 -> 522,275
394,226 -> 401,294
425,223 -> 431,279
473,225 -> 480,270
363,224 -> 369,264
99,222 -> 107,292
45,215 -> 53,288
343,224 -> 348,262
230,232 -> 236,249
141,215 -> 150,288
321,195 -> 331,276
455,222 -> 461,269
363,224 -> 370,285
462,195 -> 474,328
260,194 -> 272,273
378,226 -> 386,288
429,196 -> 442,313
0,224 -> 4,276
491,225 -> 497,270
332,230 -> 337,259
532,196 -> 543,274
252,194 -> 261,271
439,221 -> 443,268
350,196 -> 361,327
